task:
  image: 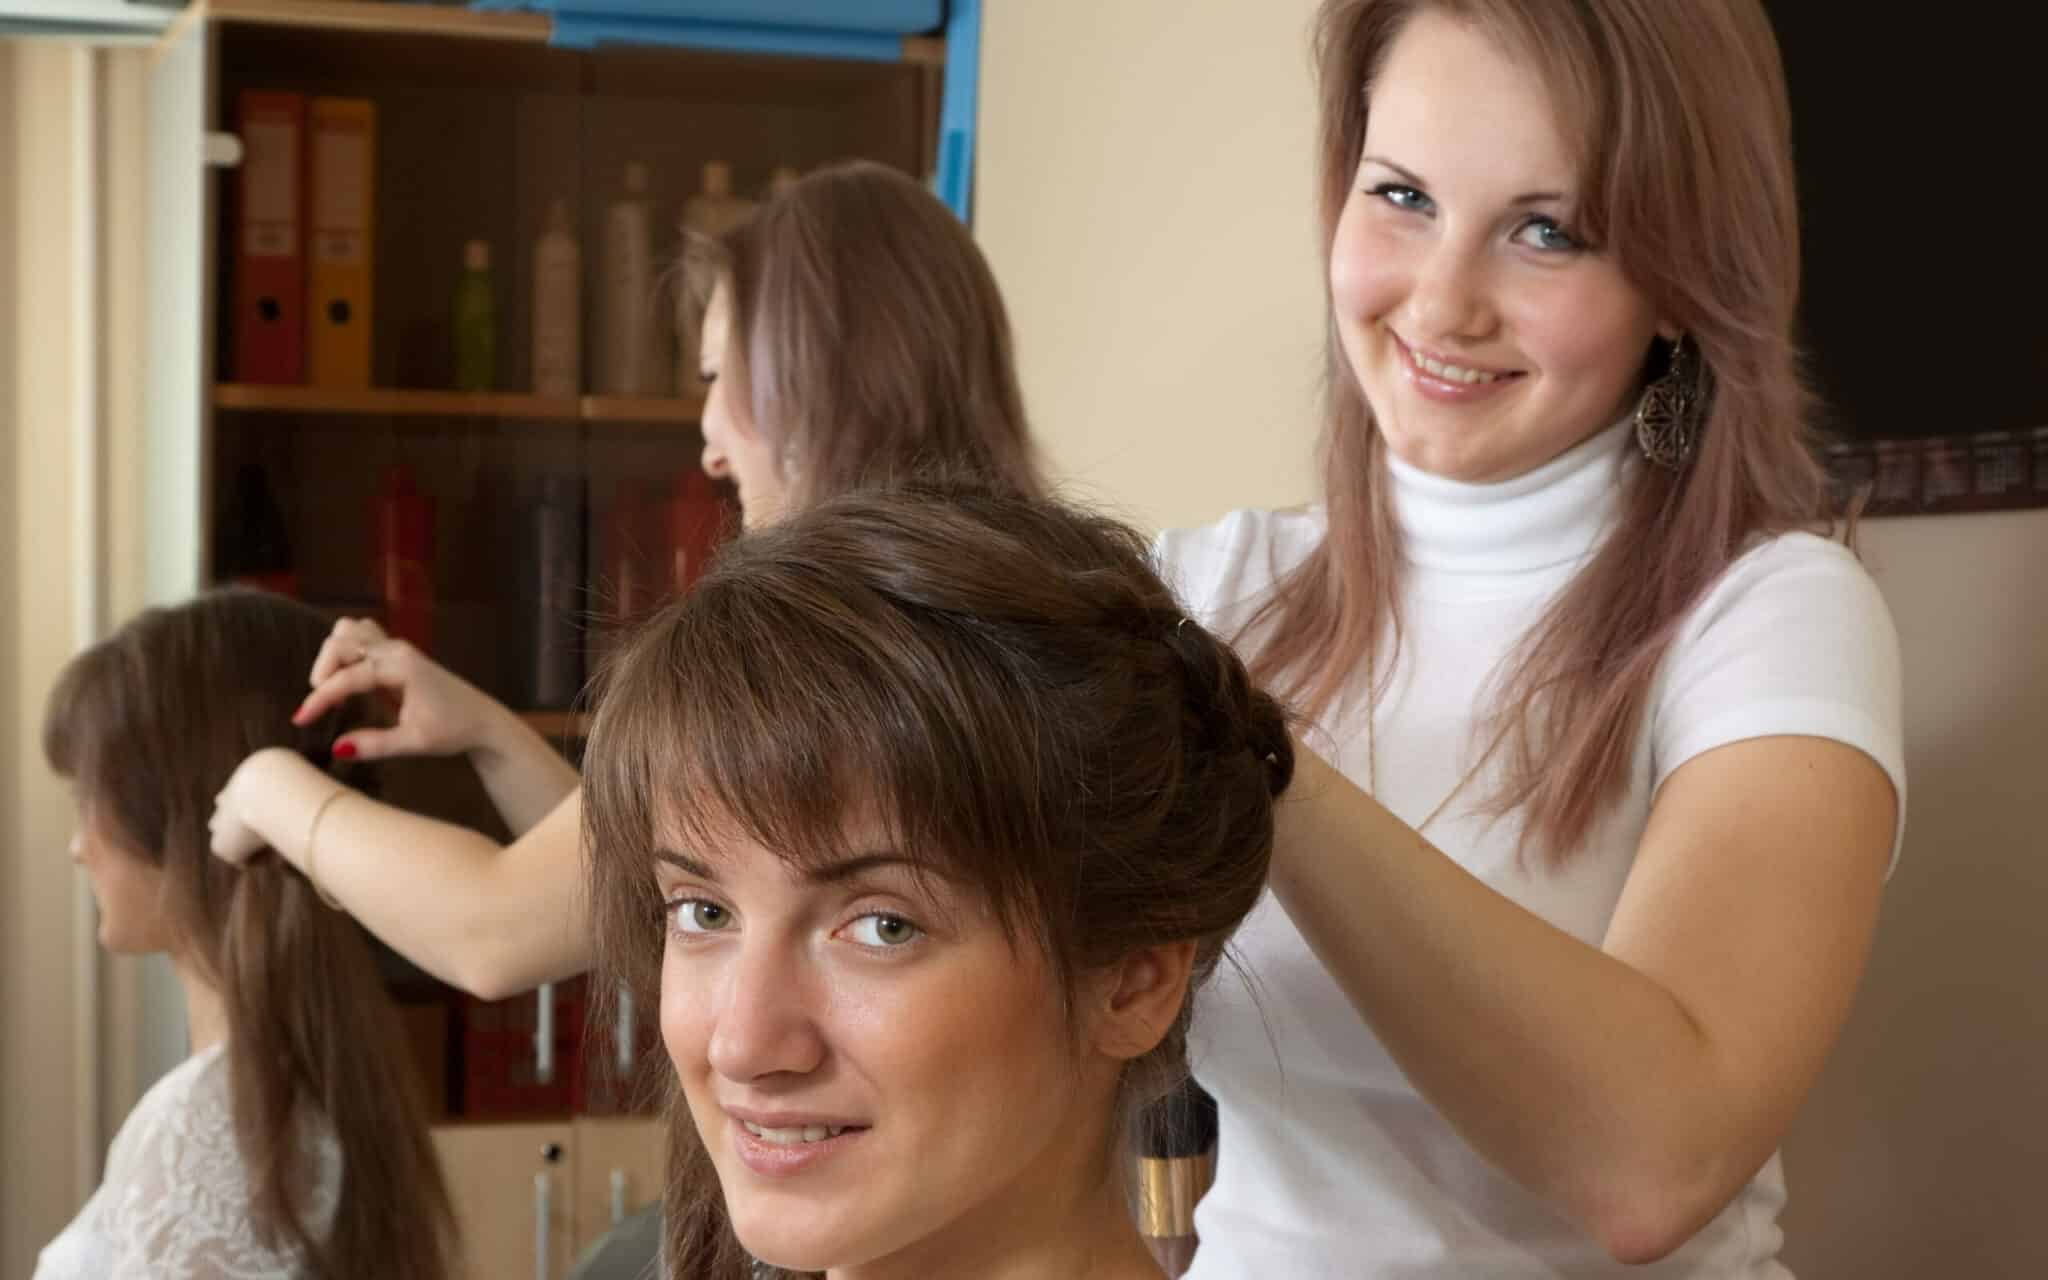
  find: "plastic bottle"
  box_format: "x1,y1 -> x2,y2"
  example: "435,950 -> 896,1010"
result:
666,466 -> 733,594
601,163 -> 656,396
522,473 -> 585,710
678,161 -> 758,394
452,239 -> 496,392
531,199 -> 580,397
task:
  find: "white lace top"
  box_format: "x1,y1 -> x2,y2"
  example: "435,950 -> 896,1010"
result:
35,1042 -> 343,1279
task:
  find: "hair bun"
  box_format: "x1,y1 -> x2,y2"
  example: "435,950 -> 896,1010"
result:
1160,612 -> 1294,799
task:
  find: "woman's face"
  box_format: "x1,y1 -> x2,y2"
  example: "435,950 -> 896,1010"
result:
653,817 -> 1144,1273
69,806 -> 171,955
1329,11 -> 1670,484
697,283 -> 790,530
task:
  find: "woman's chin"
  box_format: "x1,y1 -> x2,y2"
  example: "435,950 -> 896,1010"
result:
731,1210 -> 865,1274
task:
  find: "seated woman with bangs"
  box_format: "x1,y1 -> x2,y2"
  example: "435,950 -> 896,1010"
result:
580,483 -> 1291,1279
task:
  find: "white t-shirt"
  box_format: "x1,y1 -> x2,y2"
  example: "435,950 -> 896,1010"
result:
35,1042 -> 342,1280
1157,423 -> 1906,1278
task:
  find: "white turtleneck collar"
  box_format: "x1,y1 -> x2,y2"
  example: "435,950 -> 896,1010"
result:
1386,419 -> 1633,588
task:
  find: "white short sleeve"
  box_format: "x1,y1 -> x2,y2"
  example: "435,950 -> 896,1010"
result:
1152,507 -> 1326,639
1651,532 -> 1907,869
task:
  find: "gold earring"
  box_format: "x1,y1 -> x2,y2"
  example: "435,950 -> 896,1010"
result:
1634,336 -> 1705,469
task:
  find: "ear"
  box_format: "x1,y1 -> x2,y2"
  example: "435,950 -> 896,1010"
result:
1086,941 -> 1198,1063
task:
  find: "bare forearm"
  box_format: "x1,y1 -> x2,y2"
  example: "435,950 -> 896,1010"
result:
468,702 -> 582,836
1271,747 -> 1748,1257
239,749 -> 592,997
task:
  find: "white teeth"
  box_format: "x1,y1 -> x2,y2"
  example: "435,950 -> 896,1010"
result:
1410,347 -> 1503,385
741,1120 -> 849,1145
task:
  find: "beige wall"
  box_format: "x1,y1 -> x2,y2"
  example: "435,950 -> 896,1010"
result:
1,39 -> 88,1278
1778,511 -> 2048,1277
0,44 -> 19,1264
977,0 -> 1325,534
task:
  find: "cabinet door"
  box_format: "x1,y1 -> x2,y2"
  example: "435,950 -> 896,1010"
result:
571,1116 -> 664,1246
433,1122 -> 579,1280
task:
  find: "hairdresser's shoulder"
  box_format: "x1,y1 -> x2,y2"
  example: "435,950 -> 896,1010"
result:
1690,529 -> 1892,640
1663,527 -> 1902,750
1152,504 -> 1326,630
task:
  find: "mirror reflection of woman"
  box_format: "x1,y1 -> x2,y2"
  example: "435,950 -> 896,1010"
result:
38,589 -> 456,1279
208,163 -> 1039,1002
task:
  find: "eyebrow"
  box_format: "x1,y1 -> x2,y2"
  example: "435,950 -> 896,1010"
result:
1359,155 -> 1567,206
653,847 -> 927,886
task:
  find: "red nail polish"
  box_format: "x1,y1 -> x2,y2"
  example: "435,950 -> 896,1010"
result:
333,741 -> 358,761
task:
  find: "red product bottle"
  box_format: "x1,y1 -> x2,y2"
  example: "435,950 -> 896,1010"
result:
604,479 -> 660,623
666,467 -> 733,595
372,465 -> 434,651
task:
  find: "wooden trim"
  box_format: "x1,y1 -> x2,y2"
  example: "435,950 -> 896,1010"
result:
198,0 -> 551,43
901,35 -> 946,67
215,383 -> 582,420
579,394 -> 703,425
214,386 -> 704,424
520,711 -> 590,739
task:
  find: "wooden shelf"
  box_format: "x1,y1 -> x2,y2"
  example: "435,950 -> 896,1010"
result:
520,710 -> 590,739
215,384 -> 703,424
199,1 -> 943,63
579,394 -> 704,425
199,0 -> 550,43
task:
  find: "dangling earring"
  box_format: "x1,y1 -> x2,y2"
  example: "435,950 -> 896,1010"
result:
1634,335 -> 1705,469
779,434 -> 802,480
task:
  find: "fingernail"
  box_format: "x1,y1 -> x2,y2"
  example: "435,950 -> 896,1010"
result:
333,741 -> 358,761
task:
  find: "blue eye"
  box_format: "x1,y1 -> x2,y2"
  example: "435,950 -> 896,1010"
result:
1514,217 -> 1582,253
1367,182 -> 1433,214
843,913 -> 921,949
667,898 -> 734,936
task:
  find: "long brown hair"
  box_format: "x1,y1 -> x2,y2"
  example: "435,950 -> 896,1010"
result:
682,160 -> 1042,506
583,482 -> 1292,1278
1251,0 -> 1829,863
43,588 -> 457,1280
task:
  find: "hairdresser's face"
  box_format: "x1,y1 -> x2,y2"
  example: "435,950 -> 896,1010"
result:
69,806 -> 171,954
655,819 -> 1121,1273
697,284 -> 790,531
1330,11 -> 1668,484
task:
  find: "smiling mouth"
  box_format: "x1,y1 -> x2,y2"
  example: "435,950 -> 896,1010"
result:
740,1121 -> 865,1146
1397,335 -> 1518,386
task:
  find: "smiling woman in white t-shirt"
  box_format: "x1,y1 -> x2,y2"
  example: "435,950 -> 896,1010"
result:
1154,2 -> 1904,1276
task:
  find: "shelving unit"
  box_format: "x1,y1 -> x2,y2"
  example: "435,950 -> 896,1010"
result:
148,6 -> 951,1275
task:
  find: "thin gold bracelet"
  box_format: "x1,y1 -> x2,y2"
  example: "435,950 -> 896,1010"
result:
303,787 -> 350,911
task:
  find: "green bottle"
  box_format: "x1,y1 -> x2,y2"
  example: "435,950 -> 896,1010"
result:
453,238 -> 496,392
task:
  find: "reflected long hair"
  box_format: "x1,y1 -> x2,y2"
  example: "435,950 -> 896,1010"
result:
44,588 -> 457,1280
